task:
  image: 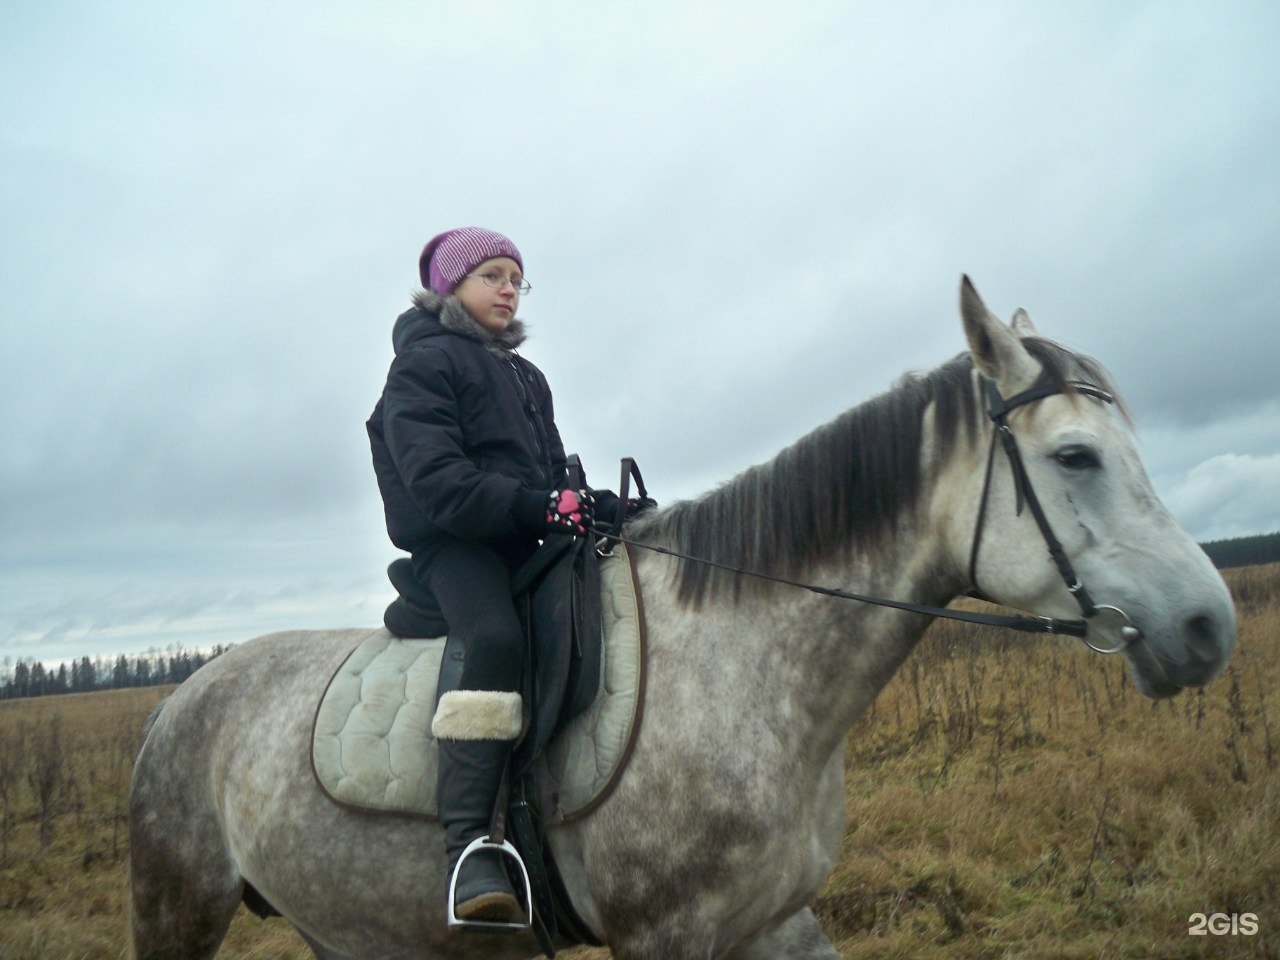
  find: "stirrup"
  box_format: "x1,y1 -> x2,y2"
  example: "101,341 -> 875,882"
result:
447,835 -> 533,933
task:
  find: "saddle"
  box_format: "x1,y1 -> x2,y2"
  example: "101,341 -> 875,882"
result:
313,458 -> 651,955
386,455 -> 648,776
444,533 -> 606,952
434,532 -> 605,775
311,545 -> 641,954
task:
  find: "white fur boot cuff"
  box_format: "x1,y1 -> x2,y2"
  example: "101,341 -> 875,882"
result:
431,690 -> 523,741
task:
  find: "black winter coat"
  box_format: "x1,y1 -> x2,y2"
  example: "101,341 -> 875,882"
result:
367,290 -> 568,565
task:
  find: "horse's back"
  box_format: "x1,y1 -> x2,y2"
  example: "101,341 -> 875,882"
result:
142,628 -> 366,733
137,628 -> 373,796
189,627 -> 372,694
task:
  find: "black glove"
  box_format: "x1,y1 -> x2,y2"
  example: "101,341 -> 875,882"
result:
593,490 -> 625,529
625,495 -> 658,518
592,490 -> 657,530
544,488 -> 594,536
593,489 -> 658,531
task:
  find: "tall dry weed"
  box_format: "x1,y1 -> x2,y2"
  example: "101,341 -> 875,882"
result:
26,715 -> 66,851
2,565 -> 1277,959
825,562 -> 1280,959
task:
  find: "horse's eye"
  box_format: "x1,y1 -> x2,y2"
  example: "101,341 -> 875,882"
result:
1054,445 -> 1101,470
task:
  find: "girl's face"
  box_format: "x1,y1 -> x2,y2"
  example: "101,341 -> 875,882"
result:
454,256 -> 523,333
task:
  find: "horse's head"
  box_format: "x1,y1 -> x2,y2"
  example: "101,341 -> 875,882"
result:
943,276 -> 1236,698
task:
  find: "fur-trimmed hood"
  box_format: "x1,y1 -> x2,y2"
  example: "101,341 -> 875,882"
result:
392,289 -> 527,358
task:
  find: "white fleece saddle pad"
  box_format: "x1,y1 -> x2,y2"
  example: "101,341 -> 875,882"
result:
312,545 -> 643,824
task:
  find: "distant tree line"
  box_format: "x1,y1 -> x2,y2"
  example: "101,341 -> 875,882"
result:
1200,531 -> 1280,570
2,530 -> 1276,701
0,645 -> 230,701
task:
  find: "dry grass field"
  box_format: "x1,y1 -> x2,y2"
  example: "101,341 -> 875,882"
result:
2,563 -> 1276,959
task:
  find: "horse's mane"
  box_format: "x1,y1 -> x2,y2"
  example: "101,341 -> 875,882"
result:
630,337 -> 1118,606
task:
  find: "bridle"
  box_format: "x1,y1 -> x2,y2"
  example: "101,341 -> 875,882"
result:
594,376 -> 1144,655
966,375 -> 1141,655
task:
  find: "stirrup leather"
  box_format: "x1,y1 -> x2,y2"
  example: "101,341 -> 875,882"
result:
447,835 -> 533,933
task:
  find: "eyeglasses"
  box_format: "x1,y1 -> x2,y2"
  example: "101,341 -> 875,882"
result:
465,271 -> 532,294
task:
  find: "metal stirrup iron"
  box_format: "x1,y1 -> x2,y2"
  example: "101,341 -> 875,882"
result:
446,836 -> 535,933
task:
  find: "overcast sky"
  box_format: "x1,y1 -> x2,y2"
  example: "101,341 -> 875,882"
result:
3,1 -> 1277,670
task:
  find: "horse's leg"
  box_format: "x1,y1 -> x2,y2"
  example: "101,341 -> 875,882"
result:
720,908 -> 841,960
129,839 -> 241,960
130,774 -> 242,959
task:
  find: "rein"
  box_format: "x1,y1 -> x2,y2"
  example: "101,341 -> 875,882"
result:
597,377 -> 1144,653
594,525 -> 1091,637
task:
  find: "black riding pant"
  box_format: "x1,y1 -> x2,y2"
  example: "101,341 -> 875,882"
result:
419,539 -> 530,694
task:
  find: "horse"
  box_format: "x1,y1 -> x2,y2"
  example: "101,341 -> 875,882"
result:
129,277 -> 1235,960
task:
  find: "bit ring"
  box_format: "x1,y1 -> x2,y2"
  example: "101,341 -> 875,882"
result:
1084,604 -> 1143,655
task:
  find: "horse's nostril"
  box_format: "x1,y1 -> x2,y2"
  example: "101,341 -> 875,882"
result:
1184,613 -> 1220,662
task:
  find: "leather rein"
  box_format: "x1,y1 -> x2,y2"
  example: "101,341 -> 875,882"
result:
595,377 -> 1143,655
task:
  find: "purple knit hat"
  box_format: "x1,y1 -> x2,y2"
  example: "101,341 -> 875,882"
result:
419,227 -> 523,295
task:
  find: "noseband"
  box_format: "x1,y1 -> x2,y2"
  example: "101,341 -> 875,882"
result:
967,375 -> 1141,654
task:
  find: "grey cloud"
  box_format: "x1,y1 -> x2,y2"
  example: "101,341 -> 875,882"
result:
2,2 -> 1278,666
1163,453 -> 1280,542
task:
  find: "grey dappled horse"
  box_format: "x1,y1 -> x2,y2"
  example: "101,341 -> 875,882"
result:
130,279 -> 1235,959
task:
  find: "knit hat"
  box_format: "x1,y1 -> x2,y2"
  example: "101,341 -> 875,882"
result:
419,227 -> 524,295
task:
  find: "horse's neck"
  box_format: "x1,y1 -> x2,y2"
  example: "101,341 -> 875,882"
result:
788,416 -> 984,745
659,515 -> 956,765
635,375 -> 982,761
784,419 -> 984,754
799,523 -> 956,749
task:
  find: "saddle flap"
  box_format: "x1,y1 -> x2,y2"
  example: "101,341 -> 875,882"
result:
514,537 -> 604,777
563,544 -> 603,724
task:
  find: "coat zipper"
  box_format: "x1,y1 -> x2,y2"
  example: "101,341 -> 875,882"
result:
505,355 -> 553,485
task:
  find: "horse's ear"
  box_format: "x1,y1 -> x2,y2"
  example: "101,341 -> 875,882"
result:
1011,308 -> 1038,338
960,276 -> 1039,390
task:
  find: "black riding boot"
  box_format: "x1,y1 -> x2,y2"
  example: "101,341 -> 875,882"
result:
437,738 -> 521,922
433,690 -> 525,924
